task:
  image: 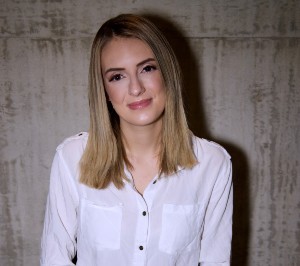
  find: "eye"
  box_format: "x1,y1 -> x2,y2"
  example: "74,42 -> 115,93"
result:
142,65 -> 157,73
109,73 -> 124,82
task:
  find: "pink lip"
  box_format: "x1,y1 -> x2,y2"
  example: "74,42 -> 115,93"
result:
127,98 -> 152,110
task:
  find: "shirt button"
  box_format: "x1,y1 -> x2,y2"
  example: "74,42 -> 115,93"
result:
153,180 -> 157,184
142,211 -> 146,216
139,246 -> 144,250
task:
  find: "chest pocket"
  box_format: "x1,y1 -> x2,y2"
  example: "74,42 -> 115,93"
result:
159,204 -> 203,254
80,199 -> 122,250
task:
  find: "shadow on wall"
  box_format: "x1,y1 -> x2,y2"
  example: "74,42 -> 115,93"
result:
144,13 -> 250,266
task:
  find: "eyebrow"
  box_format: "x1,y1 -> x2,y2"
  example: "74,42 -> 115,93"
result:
104,58 -> 156,75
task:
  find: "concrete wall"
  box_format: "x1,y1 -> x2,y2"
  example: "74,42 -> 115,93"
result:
1,0 -> 299,265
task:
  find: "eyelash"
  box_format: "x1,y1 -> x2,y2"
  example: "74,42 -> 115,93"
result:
108,64 -> 157,82
109,74 -> 123,82
142,65 -> 157,72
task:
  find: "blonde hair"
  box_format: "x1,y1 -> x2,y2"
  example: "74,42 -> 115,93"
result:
80,14 -> 196,189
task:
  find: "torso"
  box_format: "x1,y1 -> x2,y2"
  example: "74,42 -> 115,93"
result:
45,132 -> 232,266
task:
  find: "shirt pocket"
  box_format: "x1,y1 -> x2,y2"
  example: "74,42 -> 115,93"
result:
80,199 -> 123,250
159,203 -> 203,254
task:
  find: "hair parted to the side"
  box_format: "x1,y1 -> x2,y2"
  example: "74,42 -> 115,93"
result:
79,14 -> 197,189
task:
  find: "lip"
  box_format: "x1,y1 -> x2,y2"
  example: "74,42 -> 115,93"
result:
127,98 -> 152,110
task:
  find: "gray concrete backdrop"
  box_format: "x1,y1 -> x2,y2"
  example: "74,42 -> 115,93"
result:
0,0 -> 299,265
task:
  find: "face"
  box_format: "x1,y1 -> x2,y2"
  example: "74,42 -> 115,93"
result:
101,37 -> 166,129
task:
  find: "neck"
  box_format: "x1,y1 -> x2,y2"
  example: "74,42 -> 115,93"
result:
121,121 -> 162,159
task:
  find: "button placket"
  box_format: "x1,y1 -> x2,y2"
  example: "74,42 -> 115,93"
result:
133,194 -> 149,264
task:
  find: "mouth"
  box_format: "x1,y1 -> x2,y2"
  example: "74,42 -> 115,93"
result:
127,98 -> 152,110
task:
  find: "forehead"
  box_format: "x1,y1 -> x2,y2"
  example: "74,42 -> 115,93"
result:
102,37 -> 152,51
100,37 -> 155,66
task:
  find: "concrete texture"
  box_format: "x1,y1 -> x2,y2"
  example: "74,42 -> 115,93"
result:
0,0 -> 299,265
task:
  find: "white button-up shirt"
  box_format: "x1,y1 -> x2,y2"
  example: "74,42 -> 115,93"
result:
41,132 -> 232,266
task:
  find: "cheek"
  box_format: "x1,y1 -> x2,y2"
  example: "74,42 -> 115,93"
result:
146,75 -> 165,96
159,92 -> 167,110
105,87 -> 124,105
156,76 -> 166,95
156,81 -> 167,102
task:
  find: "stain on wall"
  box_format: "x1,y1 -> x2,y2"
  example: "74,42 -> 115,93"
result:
0,0 -> 299,265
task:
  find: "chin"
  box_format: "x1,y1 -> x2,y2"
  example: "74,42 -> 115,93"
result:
132,116 -> 163,127
131,120 -> 156,127
120,111 -> 164,128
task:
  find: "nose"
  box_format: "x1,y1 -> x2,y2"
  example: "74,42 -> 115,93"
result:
128,75 -> 145,96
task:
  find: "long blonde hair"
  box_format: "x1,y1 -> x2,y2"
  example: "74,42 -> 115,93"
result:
80,14 -> 197,189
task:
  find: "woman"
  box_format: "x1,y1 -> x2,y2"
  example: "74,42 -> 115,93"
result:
41,14 -> 233,266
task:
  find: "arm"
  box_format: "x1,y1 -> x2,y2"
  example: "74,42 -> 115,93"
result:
199,156 -> 233,266
40,150 -> 79,266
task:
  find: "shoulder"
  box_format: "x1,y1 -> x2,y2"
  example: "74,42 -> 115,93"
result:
192,136 -> 231,164
191,136 -> 232,183
56,132 -> 88,160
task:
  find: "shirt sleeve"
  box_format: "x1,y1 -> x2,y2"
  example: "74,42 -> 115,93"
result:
199,155 -> 233,266
40,150 -> 79,266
